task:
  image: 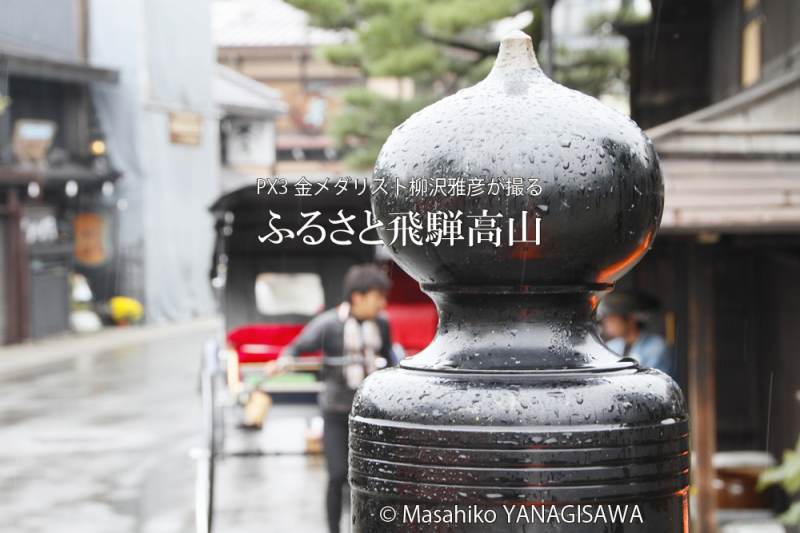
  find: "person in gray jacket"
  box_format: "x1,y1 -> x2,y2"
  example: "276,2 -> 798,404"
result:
267,264 -> 396,533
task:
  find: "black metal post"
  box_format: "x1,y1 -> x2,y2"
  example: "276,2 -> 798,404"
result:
352,31 -> 689,532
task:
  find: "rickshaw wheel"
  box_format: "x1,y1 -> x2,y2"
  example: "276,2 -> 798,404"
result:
197,340 -> 225,533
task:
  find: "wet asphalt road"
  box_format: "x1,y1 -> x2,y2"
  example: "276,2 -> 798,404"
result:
0,328 -> 330,533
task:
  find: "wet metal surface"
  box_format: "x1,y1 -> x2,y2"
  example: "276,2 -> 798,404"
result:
0,329 -> 329,533
354,31 -> 687,532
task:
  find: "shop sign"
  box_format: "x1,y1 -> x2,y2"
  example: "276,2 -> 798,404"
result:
169,112 -> 203,145
74,212 -> 108,266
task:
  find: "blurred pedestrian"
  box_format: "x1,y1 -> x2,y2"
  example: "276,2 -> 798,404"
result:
598,291 -> 674,378
267,264 -> 396,533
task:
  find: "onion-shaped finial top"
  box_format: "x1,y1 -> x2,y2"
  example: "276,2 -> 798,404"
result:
372,30 -> 663,292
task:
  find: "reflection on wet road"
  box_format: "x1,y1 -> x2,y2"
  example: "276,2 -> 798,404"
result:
0,328 -> 329,533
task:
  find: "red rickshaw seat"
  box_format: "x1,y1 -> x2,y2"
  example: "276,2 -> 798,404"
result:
227,301 -> 438,364
385,303 -> 438,355
227,323 -> 312,364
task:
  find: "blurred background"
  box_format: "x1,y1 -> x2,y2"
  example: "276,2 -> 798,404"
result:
0,0 -> 798,532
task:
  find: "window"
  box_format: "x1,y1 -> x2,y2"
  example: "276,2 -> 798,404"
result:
254,272 -> 324,316
741,0 -> 762,88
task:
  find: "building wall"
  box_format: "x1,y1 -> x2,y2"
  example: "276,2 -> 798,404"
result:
553,0 -> 625,36
625,0 -> 800,127
629,235 -> 800,457
90,0 -> 218,322
710,0 -> 800,103
756,246 -> 800,458
620,0 -> 712,128
709,0 -> 742,102
0,0 -> 83,59
218,47 -> 360,137
0,218 -> 5,341
223,117 -> 277,174
760,0 -> 800,79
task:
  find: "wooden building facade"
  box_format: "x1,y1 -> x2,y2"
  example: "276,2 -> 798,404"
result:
619,1 -> 800,530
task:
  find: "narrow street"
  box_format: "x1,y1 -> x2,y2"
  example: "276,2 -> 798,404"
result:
0,323 -> 330,533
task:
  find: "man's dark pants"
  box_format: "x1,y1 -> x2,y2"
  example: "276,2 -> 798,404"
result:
323,412 -> 350,533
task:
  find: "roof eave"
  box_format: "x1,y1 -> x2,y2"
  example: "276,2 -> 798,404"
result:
0,48 -> 119,84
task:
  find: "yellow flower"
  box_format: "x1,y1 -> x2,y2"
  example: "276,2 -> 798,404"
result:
109,296 -> 144,325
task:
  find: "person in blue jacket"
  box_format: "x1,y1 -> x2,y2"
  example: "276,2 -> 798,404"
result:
598,291 -> 674,378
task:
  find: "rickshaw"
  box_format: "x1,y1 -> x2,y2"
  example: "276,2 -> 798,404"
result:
195,177 -> 438,532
